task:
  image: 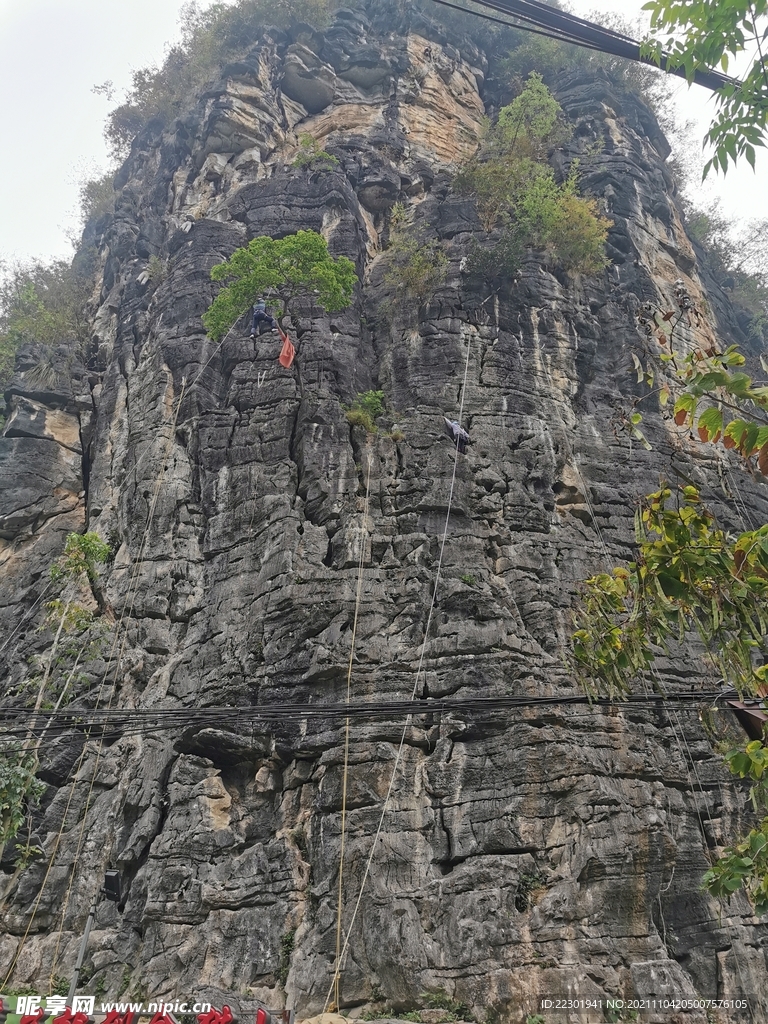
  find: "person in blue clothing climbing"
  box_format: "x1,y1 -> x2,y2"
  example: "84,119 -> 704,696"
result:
444,417 -> 471,454
250,298 -> 279,337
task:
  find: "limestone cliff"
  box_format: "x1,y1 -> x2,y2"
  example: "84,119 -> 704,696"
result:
1,5 -> 767,1023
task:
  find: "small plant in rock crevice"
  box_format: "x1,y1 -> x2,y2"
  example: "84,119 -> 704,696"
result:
515,870 -> 547,912
291,133 -> 339,171
381,202 -> 448,319
344,389 -> 386,433
278,928 -> 295,984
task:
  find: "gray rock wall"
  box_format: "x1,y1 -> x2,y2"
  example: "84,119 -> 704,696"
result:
1,6 -> 766,1022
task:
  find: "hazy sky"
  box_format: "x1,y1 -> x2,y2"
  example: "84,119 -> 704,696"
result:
0,0 -> 764,266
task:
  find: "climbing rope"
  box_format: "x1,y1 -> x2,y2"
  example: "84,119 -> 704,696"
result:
3,310 -> 261,986
47,374 -> 188,987
1,373 -> 188,987
324,327 -> 474,1011
332,447 -> 373,1011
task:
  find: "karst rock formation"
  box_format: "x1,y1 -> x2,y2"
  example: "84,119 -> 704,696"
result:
1,4 -> 766,1023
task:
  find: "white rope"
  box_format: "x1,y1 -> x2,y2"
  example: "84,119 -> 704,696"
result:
324,328 -> 474,1011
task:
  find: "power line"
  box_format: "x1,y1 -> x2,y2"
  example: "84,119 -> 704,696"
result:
429,0 -> 741,93
0,690 -> 739,743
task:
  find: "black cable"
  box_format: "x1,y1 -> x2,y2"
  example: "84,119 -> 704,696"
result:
0,690 -> 742,744
429,0 -> 607,52
428,0 -> 741,93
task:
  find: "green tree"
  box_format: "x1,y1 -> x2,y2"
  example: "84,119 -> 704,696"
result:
0,259 -> 92,390
0,533 -> 110,859
202,230 -> 357,342
291,133 -> 339,171
642,0 -> 768,175
685,203 -> 768,342
454,74 -> 610,274
0,750 -> 45,847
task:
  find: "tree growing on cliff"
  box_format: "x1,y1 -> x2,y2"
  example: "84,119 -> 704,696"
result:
103,0 -> 335,157
641,0 -> 768,176
0,259 -> 92,391
454,74 -> 611,274
202,230 -> 357,342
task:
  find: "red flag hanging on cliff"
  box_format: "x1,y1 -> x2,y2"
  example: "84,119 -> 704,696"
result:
277,328 -> 295,368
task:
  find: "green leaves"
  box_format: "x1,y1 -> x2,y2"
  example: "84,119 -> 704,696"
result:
696,406 -> 723,443
572,485 -> 768,697
641,0 -> 768,176
202,230 -> 358,342
0,747 -> 45,846
0,257 -> 93,390
454,76 -> 610,274
50,532 -> 111,585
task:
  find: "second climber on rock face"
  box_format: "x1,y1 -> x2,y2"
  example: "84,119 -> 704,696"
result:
444,417 -> 471,455
250,298 -> 279,337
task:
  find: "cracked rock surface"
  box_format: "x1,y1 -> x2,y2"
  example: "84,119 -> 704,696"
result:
1,5 -> 766,1022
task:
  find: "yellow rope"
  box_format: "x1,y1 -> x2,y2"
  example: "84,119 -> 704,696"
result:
331,446 -> 372,1011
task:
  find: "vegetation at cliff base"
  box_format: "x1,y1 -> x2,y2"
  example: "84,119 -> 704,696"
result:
454,74 -> 611,275
202,230 -> 357,341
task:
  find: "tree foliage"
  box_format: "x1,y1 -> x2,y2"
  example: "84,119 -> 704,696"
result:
383,204 -> 448,305
0,260 -> 93,391
291,133 -> 339,171
454,74 -> 610,275
573,486 -> 768,698
202,230 -> 357,342
685,203 -> 768,342
0,749 -> 45,847
50,532 -> 111,586
104,0 -> 334,157
573,281 -> 768,909
641,0 -> 768,176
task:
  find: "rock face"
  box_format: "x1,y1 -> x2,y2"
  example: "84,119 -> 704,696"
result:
1,5 -> 767,1023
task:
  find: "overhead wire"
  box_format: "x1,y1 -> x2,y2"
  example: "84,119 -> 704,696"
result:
430,0 -> 741,92
0,690 -> 732,738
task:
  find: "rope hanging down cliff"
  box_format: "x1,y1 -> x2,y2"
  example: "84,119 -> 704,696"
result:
325,325 -> 475,1012
332,447 -> 373,1013
1,374 -> 188,991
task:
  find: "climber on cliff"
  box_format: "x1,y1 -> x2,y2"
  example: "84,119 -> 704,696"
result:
444,417 -> 471,455
250,299 -> 279,337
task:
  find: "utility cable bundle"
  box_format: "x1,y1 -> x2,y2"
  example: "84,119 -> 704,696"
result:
0,689 -> 737,742
429,0 -> 740,92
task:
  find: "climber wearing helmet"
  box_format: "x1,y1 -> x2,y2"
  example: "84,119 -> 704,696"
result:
444,417 -> 471,455
250,299 -> 279,337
